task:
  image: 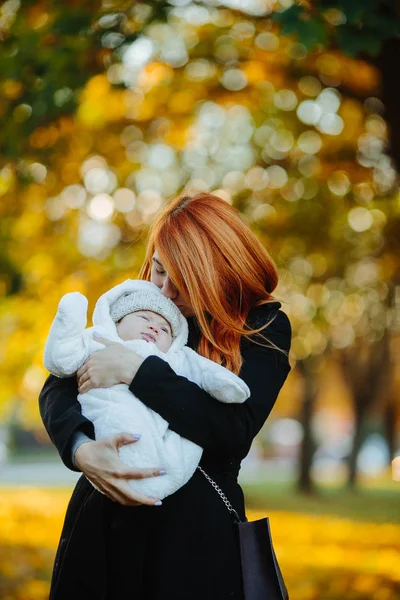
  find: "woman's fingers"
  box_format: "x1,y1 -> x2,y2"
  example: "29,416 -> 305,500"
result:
115,466 -> 167,480
76,361 -> 89,379
92,333 -> 114,346
108,479 -> 162,507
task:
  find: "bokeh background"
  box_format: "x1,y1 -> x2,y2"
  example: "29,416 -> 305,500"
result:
0,1 -> 399,599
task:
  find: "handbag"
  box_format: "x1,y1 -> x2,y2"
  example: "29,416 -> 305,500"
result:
197,466 -> 289,600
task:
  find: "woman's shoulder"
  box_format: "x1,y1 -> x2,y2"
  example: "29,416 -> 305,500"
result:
243,301 -> 292,353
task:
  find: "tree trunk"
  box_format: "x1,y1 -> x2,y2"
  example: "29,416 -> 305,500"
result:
296,358 -> 319,495
383,395 -> 397,463
347,400 -> 364,489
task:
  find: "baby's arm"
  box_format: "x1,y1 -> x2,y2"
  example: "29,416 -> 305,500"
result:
44,292 -> 105,377
168,347 -> 250,404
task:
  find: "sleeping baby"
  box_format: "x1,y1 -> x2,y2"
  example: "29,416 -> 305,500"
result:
44,279 -> 250,499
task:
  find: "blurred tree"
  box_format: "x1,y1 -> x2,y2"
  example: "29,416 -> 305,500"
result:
0,0 -> 398,494
274,0 -> 400,169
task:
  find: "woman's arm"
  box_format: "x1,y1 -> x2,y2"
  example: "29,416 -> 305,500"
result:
39,374 -> 172,506
39,374 -> 95,471
130,310 -> 291,460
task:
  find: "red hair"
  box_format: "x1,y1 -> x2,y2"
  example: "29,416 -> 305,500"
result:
139,192 -> 280,374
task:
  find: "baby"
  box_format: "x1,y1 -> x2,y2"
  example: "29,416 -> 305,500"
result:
44,279 -> 250,499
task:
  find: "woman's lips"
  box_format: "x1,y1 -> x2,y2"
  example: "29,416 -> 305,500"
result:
142,332 -> 156,343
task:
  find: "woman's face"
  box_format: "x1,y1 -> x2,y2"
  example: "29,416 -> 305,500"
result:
150,250 -> 194,317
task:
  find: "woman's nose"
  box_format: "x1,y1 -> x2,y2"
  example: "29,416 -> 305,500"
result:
161,276 -> 178,300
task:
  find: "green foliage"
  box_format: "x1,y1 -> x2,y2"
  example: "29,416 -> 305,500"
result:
273,0 -> 400,55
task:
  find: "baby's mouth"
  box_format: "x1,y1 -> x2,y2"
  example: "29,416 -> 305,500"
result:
142,332 -> 156,343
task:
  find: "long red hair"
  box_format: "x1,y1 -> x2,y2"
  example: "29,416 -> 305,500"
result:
139,192 -> 280,374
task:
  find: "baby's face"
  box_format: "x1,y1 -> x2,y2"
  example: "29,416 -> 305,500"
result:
116,310 -> 173,352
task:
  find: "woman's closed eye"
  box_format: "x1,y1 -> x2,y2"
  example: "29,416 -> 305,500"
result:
155,268 -> 166,276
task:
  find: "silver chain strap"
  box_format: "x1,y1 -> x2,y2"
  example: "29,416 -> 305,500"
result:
197,466 -> 241,522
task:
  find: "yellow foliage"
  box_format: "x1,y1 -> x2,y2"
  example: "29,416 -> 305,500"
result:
0,489 -> 399,600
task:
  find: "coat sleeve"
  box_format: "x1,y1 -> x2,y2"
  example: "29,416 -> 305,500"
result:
38,374 -> 95,471
129,310 -> 291,460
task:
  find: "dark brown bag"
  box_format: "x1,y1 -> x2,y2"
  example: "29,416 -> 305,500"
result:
198,467 -> 289,600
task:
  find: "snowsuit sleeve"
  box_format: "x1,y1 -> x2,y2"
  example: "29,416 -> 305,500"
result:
129,309 -> 291,460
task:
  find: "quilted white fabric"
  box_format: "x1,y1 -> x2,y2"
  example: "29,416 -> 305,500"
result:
44,280 -> 250,499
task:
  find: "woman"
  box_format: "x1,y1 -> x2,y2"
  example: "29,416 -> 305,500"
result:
39,192 -> 292,600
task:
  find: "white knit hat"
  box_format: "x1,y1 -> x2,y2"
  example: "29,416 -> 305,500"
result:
110,290 -> 182,339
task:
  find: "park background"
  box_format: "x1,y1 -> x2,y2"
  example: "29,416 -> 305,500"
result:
0,0 -> 399,599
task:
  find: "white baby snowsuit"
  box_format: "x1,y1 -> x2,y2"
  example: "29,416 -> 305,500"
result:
44,280 -> 250,499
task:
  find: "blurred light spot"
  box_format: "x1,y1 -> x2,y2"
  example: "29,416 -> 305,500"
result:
287,42 -> 307,60
136,168 -> 163,193
212,188 -> 232,203
365,114 -> 387,137
298,156 -> 321,177
123,37 -> 155,69
317,113 -> 344,135
136,190 -> 163,222
323,8 -> 346,25
231,21 -> 255,40
342,294 -> 365,318
61,184 -> 86,208
316,89 -> 341,113
179,4 -> 210,25
84,168 -> 117,194
331,324 -> 355,348
255,32 -> 279,51
265,165 -> 288,189
113,188 -> 136,213
348,207 -> 373,232
270,129 -> 294,152
307,254 -> 327,278
53,87 -> 73,107
297,100 -> 322,125
298,76 -> 321,97
357,434 -> 389,476
252,203 -> 276,221
22,366 -> 44,394
222,170 -> 246,192
101,32 -> 125,49
245,166 -> 269,190
120,125 -> 143,146
147,143 -> 176,170
300,177 -> 319,199
220,69 -> 248,91
45,197 -> 66,221
29,162 -> 47,183
327,171 -> 351,196
107,63 -> 124,85
270,419 -> 303,446
297,131 -> 322,154
185,59 -> 217,82
353,182 -> 374,204
346,259 -> 379,287
81,156 -> 108,176
87,194 -> 114,221
280,178 -> 304,202
274,89 -> 297,111
160,36 -> 189,68
364,97 -> 385,115
79,222 -> 120,257
13,103 -> 32,123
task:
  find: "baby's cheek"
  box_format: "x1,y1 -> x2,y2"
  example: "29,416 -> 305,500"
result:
158,337 -> 172,353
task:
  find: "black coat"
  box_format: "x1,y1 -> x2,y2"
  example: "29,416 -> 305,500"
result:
39,303 -> 292,600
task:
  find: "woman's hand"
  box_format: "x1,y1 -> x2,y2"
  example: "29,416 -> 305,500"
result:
74,432 -> 166,506
77,334 -> 144,394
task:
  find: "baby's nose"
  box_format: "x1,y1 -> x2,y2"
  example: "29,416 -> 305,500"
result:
148,324 -> 159,333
